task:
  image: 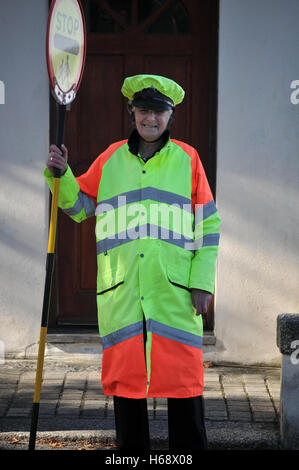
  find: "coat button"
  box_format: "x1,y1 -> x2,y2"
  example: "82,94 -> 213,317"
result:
142,170 -> 146,174
140,253 -> 144,258
141,296 -> 144,300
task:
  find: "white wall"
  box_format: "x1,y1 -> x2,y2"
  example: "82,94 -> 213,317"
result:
0,1 -> 49,354
0,0 -> 298,365
214,0 -> 299,364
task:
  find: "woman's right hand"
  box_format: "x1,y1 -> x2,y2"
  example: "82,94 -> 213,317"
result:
47,144 -> 68,175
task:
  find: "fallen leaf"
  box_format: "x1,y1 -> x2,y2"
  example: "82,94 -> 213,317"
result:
39,438 -> 65,448
203,361 -> 213,368
10,438 -> 21,444
84,443 -> 95,450
50,441 -> 65,448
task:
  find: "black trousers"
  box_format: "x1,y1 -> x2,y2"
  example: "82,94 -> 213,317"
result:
113,395 -> 208,451
113,316 -> 207,451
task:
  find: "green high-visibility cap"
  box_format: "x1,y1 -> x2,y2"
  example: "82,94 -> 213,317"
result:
121,74 -> 185,108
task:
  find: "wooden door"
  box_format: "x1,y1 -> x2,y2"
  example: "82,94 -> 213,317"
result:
49,0 -> 219,328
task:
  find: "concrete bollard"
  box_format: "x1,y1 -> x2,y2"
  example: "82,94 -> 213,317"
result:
277,314 -> 299,449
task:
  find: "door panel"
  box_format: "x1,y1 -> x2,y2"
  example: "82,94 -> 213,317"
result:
77,54 -> 125,165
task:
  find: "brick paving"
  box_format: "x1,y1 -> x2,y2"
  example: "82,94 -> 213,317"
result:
0,361 -> 281,424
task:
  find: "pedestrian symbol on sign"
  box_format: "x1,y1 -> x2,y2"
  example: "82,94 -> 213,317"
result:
57,55 -> 71,88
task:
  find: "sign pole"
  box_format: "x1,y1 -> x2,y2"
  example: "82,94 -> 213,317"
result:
28,106 -> 66,451
28,0 -> 86,451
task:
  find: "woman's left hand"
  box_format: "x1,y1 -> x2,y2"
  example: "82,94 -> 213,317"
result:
191,289 -> 212,317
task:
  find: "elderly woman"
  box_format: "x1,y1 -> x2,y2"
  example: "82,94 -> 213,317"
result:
45,74 -> 221,451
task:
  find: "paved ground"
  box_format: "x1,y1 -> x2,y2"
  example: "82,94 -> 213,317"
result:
0,359 -> 281,451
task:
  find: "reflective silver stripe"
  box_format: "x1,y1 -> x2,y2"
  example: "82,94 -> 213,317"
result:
193,233 -> 220,249
96,187 -> 192,215
96,223 -> 194,255
146,319 -> 202,349
195,200 -> 218,223
63,191 -> 95,217
101,321 -> 143,350
101,319 -> 203,350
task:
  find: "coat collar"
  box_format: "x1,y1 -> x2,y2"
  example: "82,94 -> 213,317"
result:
128,129 -> 170,161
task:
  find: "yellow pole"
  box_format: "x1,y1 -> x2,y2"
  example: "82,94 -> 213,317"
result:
29,177 -> 60,450
48,178 -> 60,253
29,104 -> 66,451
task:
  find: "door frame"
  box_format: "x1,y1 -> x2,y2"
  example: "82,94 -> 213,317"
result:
48,0 -> 219,330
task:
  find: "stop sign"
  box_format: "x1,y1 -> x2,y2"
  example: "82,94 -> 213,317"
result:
46,0 -> 86,104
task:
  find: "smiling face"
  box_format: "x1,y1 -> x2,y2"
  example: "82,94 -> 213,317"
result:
133,107 -> 173,142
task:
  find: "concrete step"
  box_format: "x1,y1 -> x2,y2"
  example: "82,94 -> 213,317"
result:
21,330 -> 216,360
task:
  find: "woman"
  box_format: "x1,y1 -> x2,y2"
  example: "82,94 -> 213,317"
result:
46,74 -> 220,450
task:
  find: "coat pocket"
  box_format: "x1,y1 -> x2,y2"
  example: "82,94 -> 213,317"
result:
167,263 -> 191,292
97,268 -> 125,295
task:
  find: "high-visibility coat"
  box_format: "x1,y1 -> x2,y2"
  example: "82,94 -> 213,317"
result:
44,134 -> 221,398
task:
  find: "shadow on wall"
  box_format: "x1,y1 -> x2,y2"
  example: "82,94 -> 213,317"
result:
0,158 -> 48,329
215,166 -> 299,361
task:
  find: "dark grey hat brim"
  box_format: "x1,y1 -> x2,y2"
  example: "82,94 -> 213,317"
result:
132,97 -> 174,112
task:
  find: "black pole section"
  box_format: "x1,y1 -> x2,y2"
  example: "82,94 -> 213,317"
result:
28,103 -> 67,451
40,253 -> 55,327
28,253 -> 56,450
54,103 -> 67,178
29,402 -> 40,449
